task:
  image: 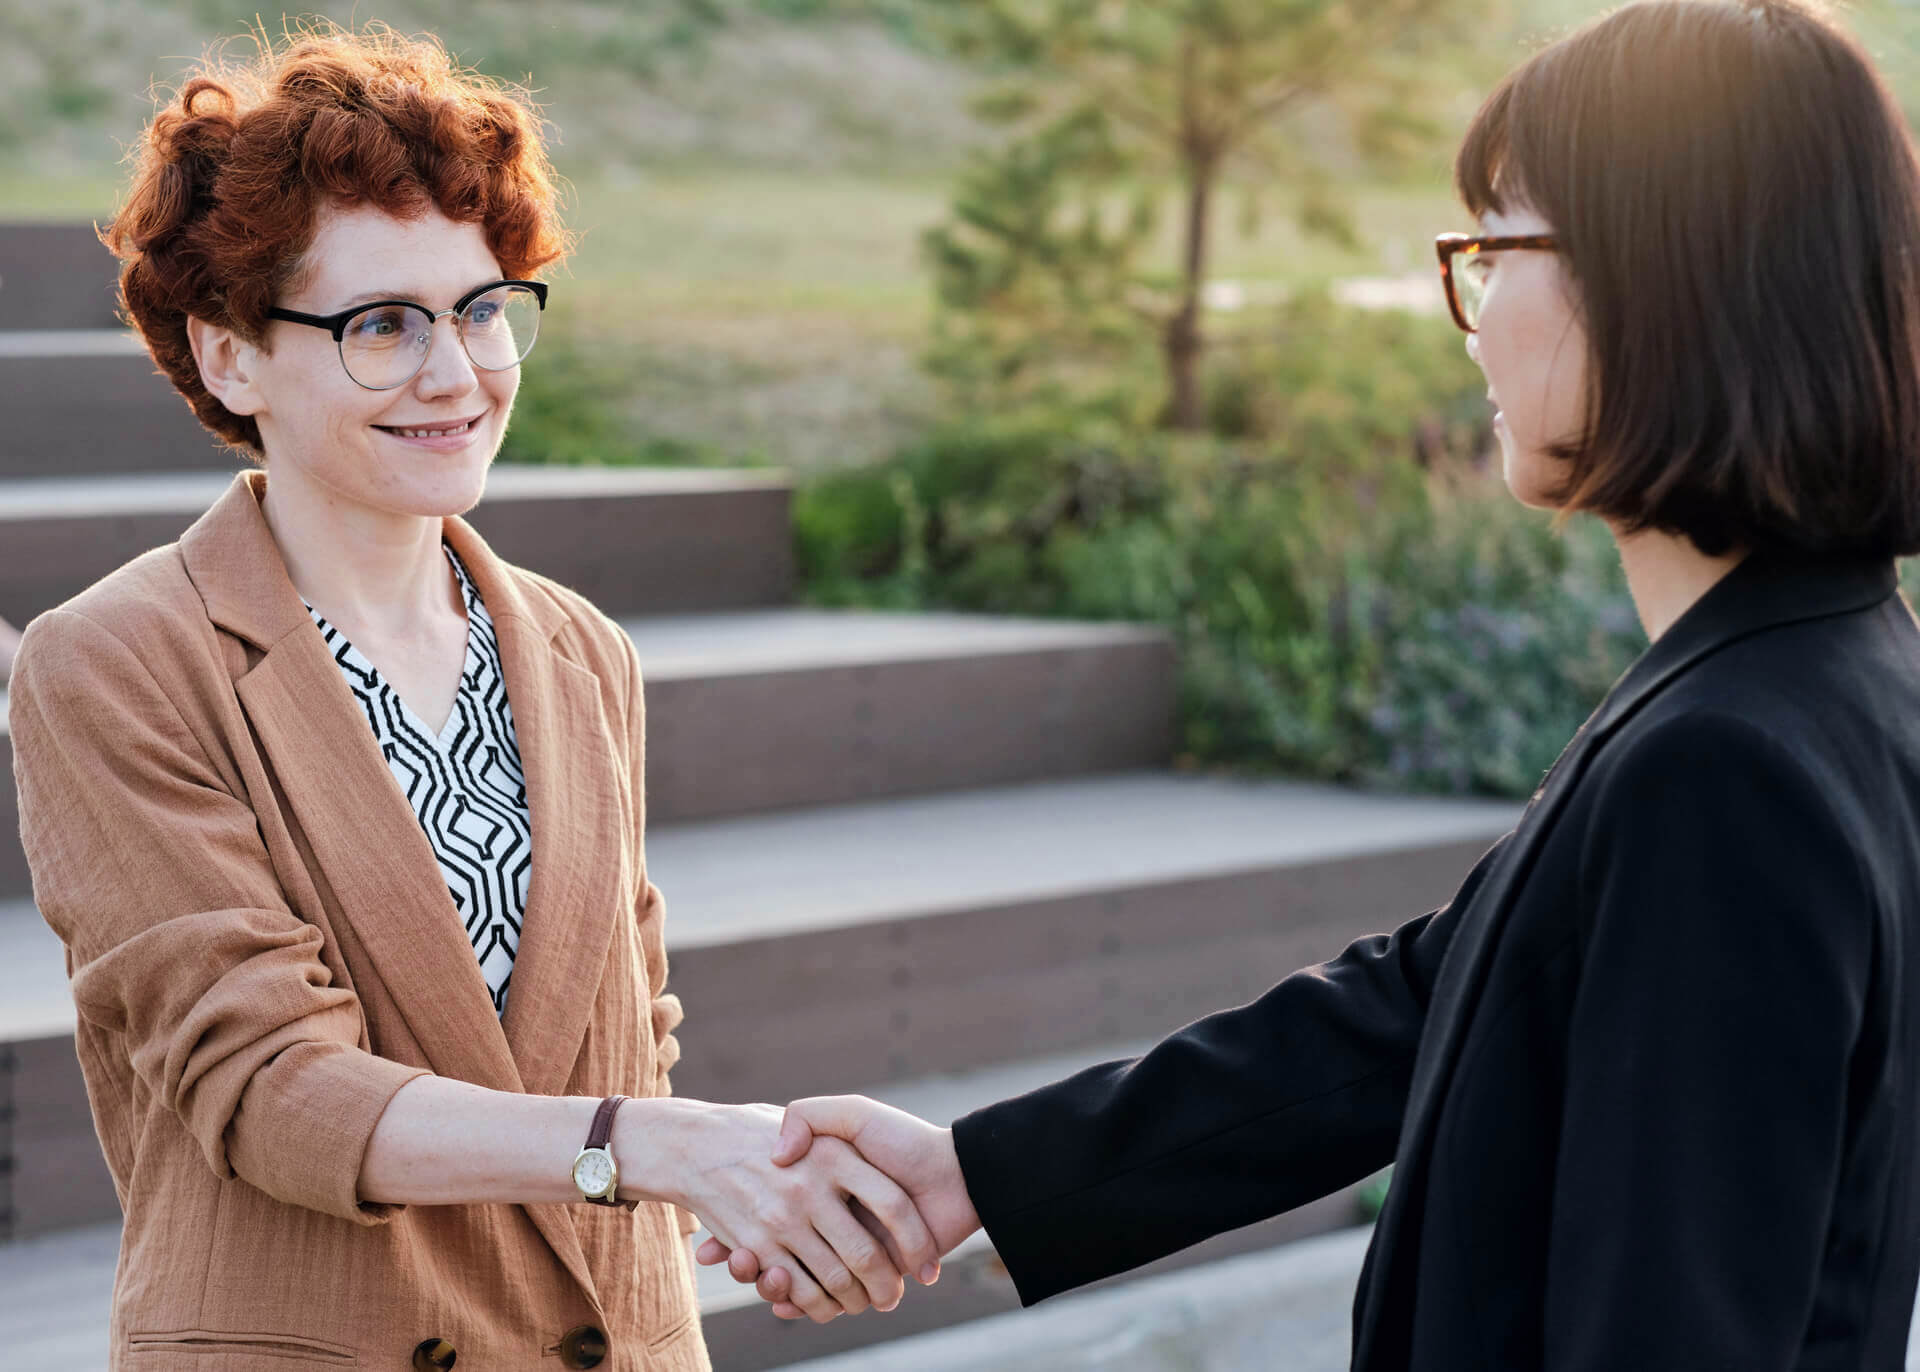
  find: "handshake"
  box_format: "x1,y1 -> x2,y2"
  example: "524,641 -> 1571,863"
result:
683,1095 -> 979,1324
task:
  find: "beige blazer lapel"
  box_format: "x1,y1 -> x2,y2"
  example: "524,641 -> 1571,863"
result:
441,516 -> 630,1102
178,471 -> 628,1312
180,472 -> 524,1096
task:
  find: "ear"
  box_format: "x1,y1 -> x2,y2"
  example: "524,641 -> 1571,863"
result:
184,314 -> 269,418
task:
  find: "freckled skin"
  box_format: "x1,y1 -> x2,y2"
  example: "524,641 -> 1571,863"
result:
1464,205 -> 1591,510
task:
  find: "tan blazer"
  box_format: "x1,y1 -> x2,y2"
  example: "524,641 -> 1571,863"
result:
8,470 -> 709,1370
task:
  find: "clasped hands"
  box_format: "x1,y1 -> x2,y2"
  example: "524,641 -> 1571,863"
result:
682,1096 -> 979,1324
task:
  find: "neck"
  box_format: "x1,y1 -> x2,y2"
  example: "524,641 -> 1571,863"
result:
258,462 -> 462,638
1610,523 -> 1748,643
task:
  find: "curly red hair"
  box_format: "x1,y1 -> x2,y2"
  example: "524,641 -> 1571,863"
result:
104,23 -> 572,456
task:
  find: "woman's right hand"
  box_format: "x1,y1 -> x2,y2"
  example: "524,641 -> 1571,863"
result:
618,1099 -> 940,1322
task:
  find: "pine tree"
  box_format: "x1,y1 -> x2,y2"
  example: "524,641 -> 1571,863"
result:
921,0 -> 1495,431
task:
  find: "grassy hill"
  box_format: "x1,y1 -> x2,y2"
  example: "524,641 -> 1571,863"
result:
0,0 -> 986,182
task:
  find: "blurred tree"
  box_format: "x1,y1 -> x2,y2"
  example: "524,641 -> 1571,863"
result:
919,0 -> 1501,431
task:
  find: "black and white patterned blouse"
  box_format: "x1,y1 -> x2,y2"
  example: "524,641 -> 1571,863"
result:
301,543 -> 531,1017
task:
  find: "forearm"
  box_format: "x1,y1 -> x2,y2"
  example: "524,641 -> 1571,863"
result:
357,1075 -> 704,1208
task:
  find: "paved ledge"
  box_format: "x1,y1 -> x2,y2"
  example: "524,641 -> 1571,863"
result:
3,772 -> 1517,1040
624,609 -> 1167,681
774,1225 -> 1373,1372
0,463 -> 788,520
0,898 -> 69,1039
651,771 -> 1517,949
0,330 -> 145,358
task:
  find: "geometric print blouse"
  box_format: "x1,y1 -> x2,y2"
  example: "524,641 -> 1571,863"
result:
300,541 -> 531,1018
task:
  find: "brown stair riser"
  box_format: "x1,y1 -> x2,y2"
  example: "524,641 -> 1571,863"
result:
0,484 -> 793,630
644,639 -> 1175,824
0,353 -> 230,474
0,836 -> 1481,1238
668,838 -> 1485,1105
0,224 -> 119,331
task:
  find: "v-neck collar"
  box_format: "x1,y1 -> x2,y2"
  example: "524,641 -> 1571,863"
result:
301,543 -> 478,749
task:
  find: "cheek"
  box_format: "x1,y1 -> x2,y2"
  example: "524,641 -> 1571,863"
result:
489,366 -> 520,408
1483,309 -> 1583,435
259,346 -> 376,439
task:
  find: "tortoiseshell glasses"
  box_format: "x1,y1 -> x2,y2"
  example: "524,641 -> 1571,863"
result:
1434,233 -> 1560,333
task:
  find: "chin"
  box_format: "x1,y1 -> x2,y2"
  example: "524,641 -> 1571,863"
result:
1499,440 -> 1561,511
383,458 -> 493,519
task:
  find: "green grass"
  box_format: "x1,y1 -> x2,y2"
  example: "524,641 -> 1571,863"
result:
0,174 -> 125,221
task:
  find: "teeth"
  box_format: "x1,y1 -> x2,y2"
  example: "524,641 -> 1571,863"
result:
390,421 -> 473,439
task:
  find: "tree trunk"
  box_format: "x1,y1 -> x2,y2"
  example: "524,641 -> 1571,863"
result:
1165,37 -> 1214,432
1164,168 -> 1213,431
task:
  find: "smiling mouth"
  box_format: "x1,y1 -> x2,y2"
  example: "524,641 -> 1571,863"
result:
375,414 -> 484,439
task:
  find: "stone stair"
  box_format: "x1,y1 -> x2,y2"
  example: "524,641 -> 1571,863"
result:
0,222 -> 1520,1368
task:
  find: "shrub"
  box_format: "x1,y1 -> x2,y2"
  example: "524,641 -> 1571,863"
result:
796,295 -> 1649,798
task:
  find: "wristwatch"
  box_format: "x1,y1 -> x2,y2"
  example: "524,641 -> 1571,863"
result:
571,1094 -> 639,1209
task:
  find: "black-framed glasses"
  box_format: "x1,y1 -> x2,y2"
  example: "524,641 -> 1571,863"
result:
1434,233 -> 1559,334
266,279 -> 548,390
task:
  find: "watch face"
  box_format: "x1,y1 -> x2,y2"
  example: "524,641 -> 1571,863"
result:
573,1150 -> 615,1197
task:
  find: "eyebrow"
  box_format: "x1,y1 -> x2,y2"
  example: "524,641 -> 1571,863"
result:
327,281 -> 503,311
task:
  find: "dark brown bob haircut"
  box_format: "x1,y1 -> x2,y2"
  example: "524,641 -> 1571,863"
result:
104,22 -> 571,457
1456,0 -> 1920,559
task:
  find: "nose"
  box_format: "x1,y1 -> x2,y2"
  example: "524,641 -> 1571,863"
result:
412,312 -> 480,398
1464,331 -> 1482,365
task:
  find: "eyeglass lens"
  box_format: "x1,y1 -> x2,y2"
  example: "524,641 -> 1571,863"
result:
1454,250 -> 1494,329
338,285 -> 542,389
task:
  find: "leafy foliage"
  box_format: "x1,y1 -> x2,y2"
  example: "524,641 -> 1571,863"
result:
799,294 -> 1648,798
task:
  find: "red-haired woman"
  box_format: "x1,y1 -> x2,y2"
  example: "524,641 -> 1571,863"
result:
716,1 -> 1920,1366
6,27 -> 937,1370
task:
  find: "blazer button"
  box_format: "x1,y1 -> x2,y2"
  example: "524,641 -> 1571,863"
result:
558,1324 -> 609,1369
412,1338 -> 457,1370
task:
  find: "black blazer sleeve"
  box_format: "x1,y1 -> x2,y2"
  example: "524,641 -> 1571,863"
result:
1543,712 -> 1873,1370
951,832 -> 1514,1305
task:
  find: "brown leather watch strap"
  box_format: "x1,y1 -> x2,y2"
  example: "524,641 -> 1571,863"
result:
583,1094 -> 639,1209
587,1094 -> 629,1150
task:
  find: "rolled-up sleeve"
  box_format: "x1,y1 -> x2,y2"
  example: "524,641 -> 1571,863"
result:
8,608 -> 432,1225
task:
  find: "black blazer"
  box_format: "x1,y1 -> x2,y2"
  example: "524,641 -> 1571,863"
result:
953,549 -> 1920,1370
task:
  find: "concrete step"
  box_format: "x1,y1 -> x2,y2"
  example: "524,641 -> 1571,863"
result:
654,773 -> 1515,1105
628,610 -> 1175,823
0,694 -> 17,903
0,224 -> 118,331
767,1227 -> 1375,1372
0,774 -> 1517,1238
0,334 -> 228,474
0,609 -> 1169,898
0,464 -> 794,630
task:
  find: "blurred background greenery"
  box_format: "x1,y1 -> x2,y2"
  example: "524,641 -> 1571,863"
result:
8,0 -> 1919,797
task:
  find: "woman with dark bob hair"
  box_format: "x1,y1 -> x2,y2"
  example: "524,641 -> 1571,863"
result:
6,24 -> 942,1370
707,0 -> 1920,1365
